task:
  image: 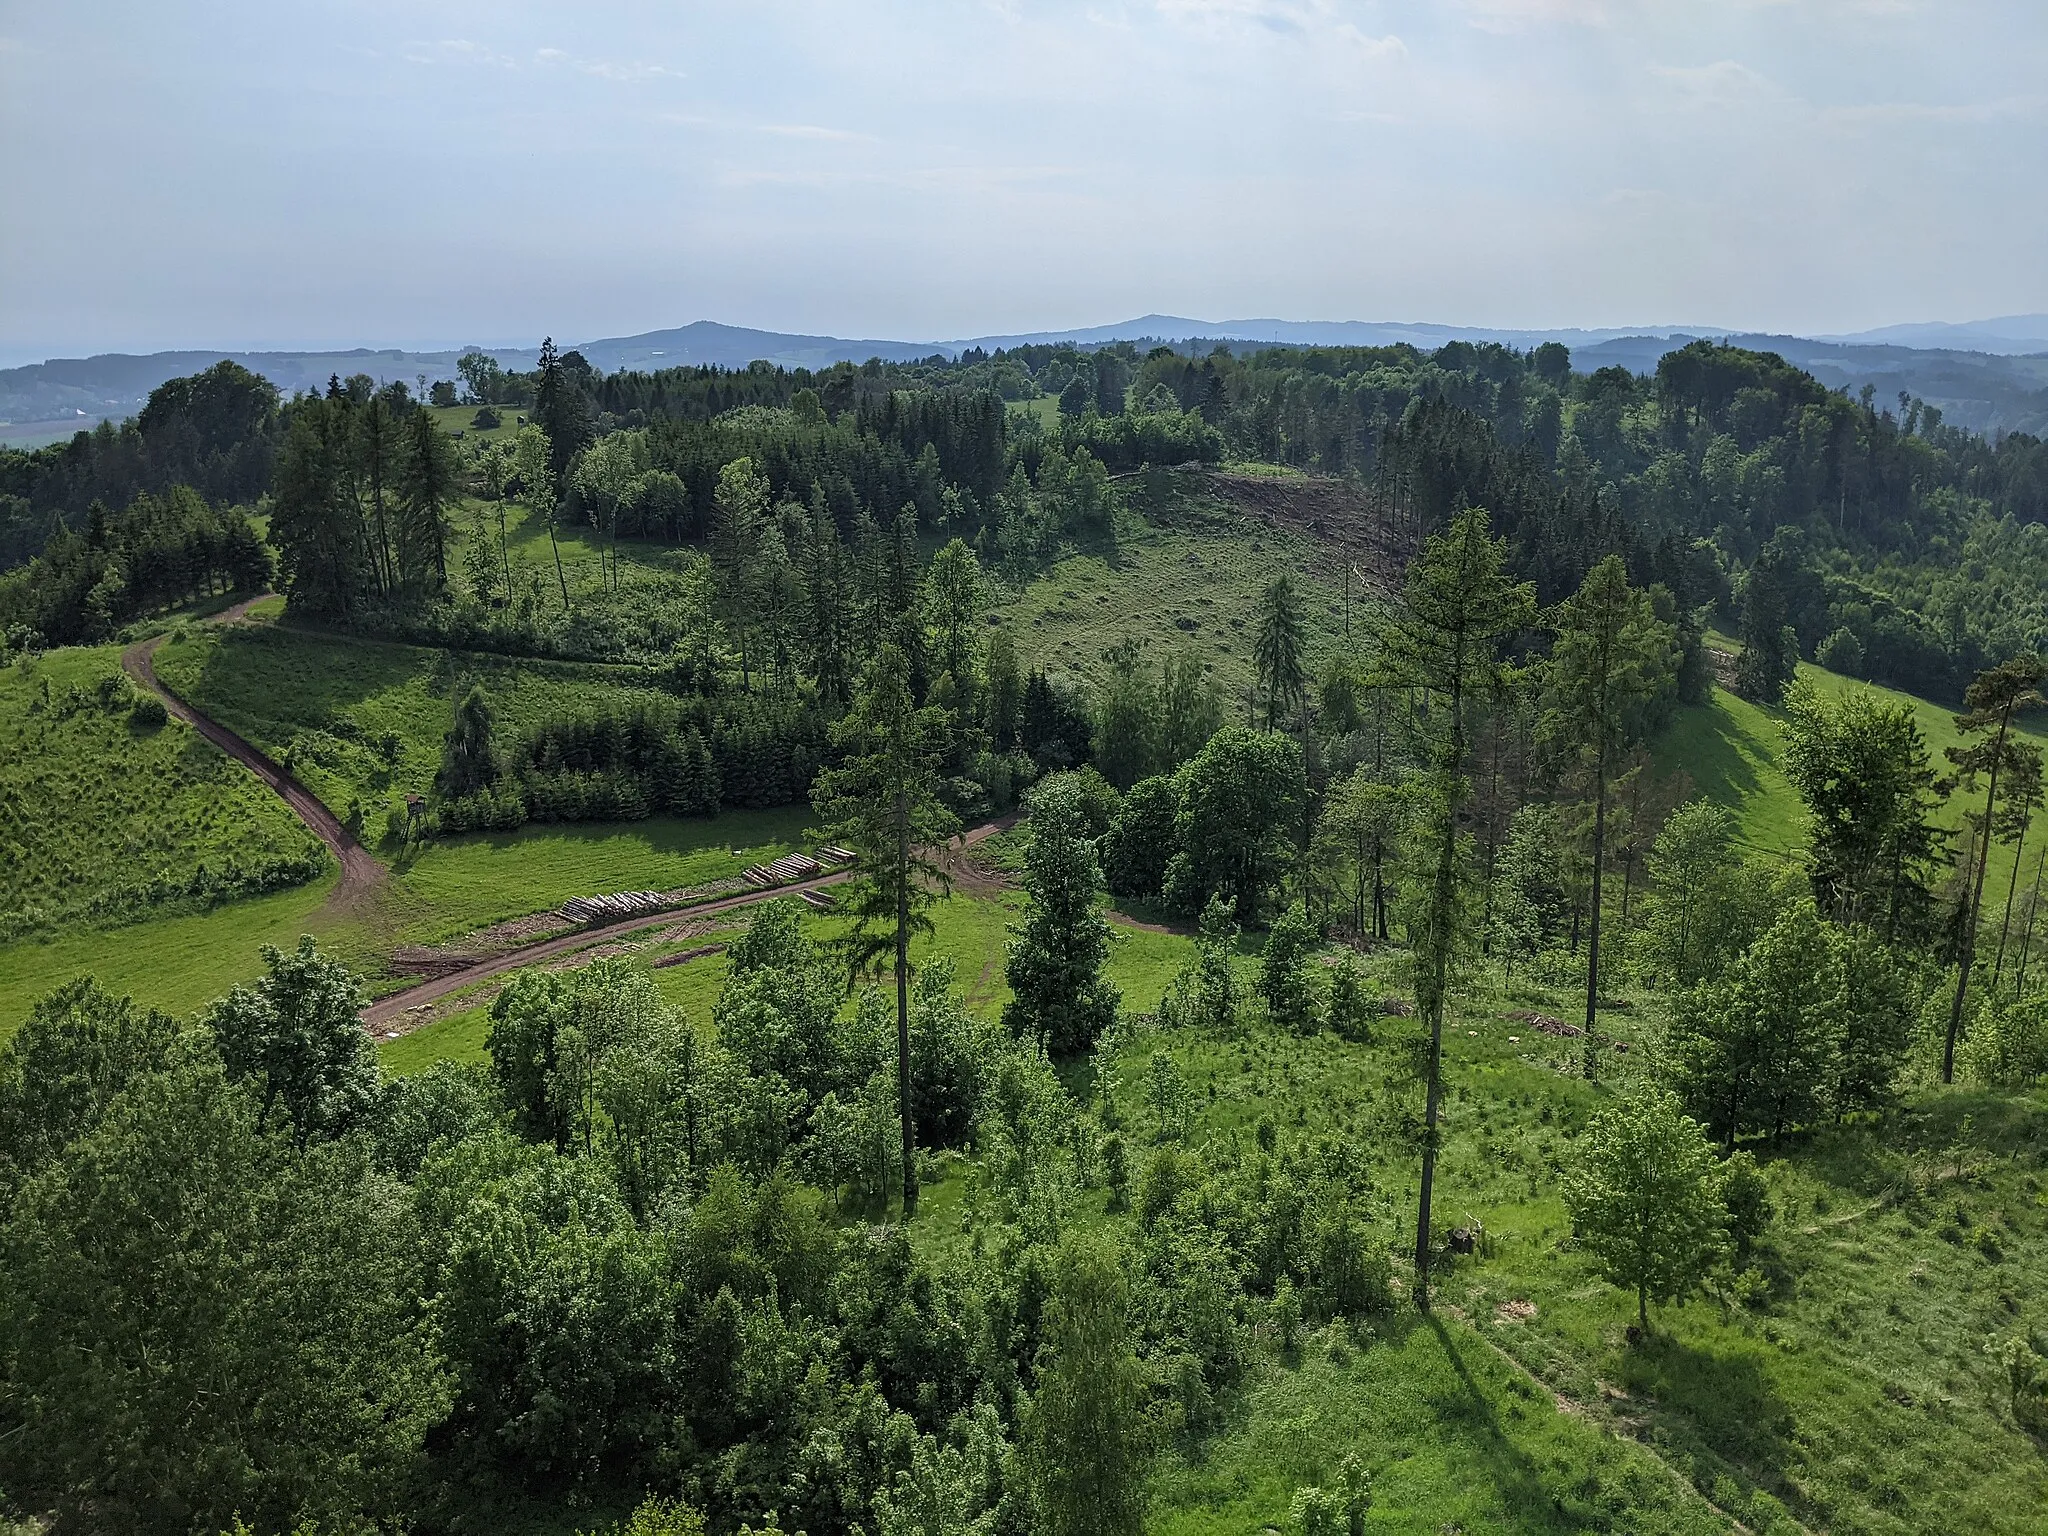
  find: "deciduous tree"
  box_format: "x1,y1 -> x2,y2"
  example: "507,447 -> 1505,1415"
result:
1564,1088 -> 1727,1329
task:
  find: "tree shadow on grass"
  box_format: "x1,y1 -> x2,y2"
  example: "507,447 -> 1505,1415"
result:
1613,1326 -> 1796,1491
1420,1315 -> 1615,1533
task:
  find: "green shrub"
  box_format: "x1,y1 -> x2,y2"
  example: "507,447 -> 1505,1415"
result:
1817,626 -> 1866,677
129,692 -> 168,728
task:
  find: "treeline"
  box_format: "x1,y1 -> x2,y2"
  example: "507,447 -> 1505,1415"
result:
0,485 -> 270,646
430,689 -> 831,834
1174,337 -> 2048,694
0,361 -> 283,565
265,374 -> 460,618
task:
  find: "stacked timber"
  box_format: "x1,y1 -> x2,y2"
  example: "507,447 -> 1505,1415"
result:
559,891 -> 667,925
741,852 -> 828,887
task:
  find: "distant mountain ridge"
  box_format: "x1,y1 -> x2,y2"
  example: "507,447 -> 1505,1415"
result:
5,312 -> 2046,446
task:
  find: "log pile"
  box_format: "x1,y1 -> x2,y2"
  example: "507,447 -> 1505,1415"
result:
559,891 -> 668,924
741,852 -> 826,887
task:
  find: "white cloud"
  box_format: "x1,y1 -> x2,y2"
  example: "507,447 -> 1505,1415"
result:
402,39 -> 516,69
1646,59 -> 1781,110
1154,0 -> 1401,53
1459,0 -> 1614,32
534,47 -> 682,82
759,123 -> 874,142
1822,94 -> 2044,126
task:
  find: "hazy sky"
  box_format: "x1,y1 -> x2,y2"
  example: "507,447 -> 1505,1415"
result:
2,1 -> 2043,359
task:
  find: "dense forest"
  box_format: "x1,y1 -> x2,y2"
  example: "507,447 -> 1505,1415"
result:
7,332 -> 2047,698
2,332 -> 2047,1535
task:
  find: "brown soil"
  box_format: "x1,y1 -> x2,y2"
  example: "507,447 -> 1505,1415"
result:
1202,469 -> 1408,592
1506,1008 -> 1580,1037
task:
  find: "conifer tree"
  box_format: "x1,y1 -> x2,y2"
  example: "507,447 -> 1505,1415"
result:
1002,775 -> 1119,1054
712,458 -> 770,690
1544,555 -> 1677,1074
805,486 -> 850,705
397,403 -> 455,592
984,628 -> 1022,749
811,644 -> 959,1215
1254,573 -> 1308,731
1375,506 -> 1533,1308
1942,654 -> 2048,1081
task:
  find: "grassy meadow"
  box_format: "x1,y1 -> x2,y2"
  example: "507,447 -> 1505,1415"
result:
986,508 -> 1349,703
151,619 -> 673,821
0,643 -> 325,935
428,402 -> 528,444
1655,656 -> 2048,903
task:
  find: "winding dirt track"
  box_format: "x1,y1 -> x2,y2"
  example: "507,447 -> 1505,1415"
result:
121,598 -> 386,900
119,599 -> 1016,1032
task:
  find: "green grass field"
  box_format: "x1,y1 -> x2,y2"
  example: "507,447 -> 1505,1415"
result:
0,645 -> 325,935
152,620 -> 672,822
1102,942 -> 2048,1536
428,402 -> 528,444
0,874 -> 342,1031
986,510 -> 1348,702
1656,660 -> 2048,906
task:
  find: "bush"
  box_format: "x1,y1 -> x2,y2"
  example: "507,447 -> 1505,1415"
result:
129,692 -> 168,728
1816,626 -> 1865,677
1965,996 -> 2048,1087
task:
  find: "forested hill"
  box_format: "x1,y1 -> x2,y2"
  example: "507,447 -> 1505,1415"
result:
4,335 -> 2047,701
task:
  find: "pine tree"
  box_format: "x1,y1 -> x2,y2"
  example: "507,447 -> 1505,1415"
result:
804,486 -> 850,705
1254,573 -> 1308,731
810,644 -> 960,1216
1544,555 -> 1677,1075
1990,743 -> 2044,991
984,628 -> 1022,749
1942,654 -> 2048,1081
712,458 -> 770,689
436,686 -> 500,801
397,403 -> 455,593
1374,506 -> 1533,1308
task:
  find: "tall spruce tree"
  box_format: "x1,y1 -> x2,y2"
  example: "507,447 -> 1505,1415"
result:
1374,507 -> 1533,1307
810,644 -> 960,1216
1254,573 -> 1309,731
1544,556 -> 1677,1074
397,403 -> 455,593
712,458 -> 770,690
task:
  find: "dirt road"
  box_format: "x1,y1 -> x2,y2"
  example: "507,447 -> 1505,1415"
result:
359,812 -> 1020,1031
121,597 -> 386,901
